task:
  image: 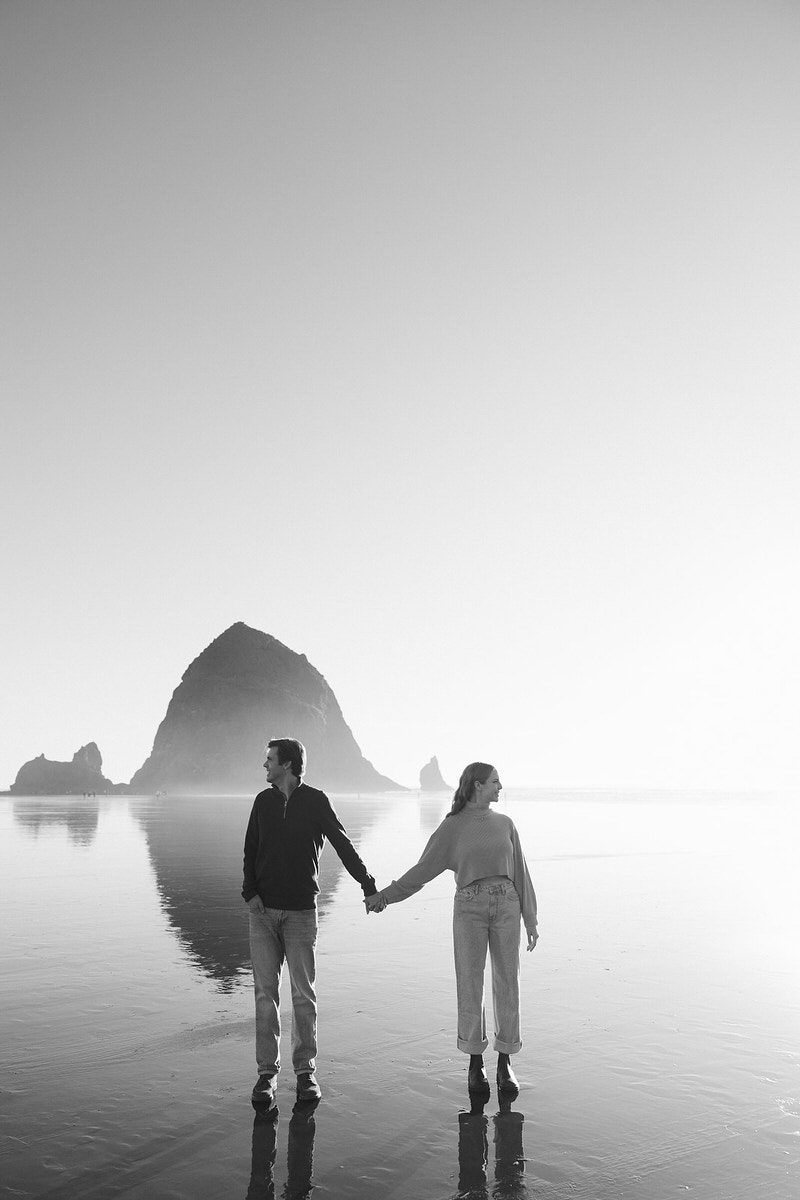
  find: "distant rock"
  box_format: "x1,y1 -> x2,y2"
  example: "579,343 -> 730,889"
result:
129,622 -> 403,794
419,755 -> 450,792
10,742 -> 116,795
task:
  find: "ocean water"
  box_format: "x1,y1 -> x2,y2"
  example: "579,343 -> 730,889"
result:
1,788 -> 798,1199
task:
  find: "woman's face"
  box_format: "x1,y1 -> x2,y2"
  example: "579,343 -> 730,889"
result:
475,768 -> 502,805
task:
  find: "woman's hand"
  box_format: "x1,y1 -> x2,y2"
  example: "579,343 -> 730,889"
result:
526,929 -> 538,952
365,891 -> 386,914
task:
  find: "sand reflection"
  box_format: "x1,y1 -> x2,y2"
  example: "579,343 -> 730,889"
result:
3,792 -> 798,1199
457,1097 -> 527,1200
12,795 -> 100,844
247,1099 -> 318,1200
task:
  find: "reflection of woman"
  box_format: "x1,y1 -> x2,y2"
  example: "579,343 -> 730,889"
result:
368,763 -> 538,1095
457,1096 -> 525,1199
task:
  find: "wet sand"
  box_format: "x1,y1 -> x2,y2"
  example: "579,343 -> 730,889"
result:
2,791 -> 799,1197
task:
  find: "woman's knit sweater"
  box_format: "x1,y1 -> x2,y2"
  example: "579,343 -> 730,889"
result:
381,806 -> 538,934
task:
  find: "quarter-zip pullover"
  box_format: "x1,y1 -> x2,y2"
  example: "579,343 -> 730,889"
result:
242,782 -> 376,909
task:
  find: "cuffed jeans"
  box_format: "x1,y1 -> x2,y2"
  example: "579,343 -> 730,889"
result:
249,906 -> 318,1077
453,877 -> 522,1055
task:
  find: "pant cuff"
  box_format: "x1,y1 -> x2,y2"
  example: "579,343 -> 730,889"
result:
493,1038 -> 522,1055
457,1037 -> 489,1054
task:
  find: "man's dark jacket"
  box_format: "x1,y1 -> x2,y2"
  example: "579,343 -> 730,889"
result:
242,782 -> 376,910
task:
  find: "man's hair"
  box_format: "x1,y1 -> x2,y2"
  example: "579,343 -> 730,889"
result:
267,738 -> 306,779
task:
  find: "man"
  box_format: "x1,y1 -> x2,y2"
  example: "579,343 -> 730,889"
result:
242,737 -> 380,1105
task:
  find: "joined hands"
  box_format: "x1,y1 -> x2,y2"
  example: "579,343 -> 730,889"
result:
364,891 -> 387,914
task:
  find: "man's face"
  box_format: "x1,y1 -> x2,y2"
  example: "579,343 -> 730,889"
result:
264,746 -> 288,785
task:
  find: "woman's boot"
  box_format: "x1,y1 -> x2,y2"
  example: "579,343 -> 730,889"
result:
496,1052 -> 519,1095
467,1053 -> 490,1095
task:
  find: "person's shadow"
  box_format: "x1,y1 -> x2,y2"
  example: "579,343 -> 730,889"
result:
246,1098 -> 319,1200
457,1095 -> 527,1199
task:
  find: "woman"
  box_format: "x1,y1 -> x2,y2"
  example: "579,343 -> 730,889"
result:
368,762 -> 538,1096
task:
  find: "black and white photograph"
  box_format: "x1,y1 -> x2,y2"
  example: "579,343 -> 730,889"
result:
2,3 -> 799,1197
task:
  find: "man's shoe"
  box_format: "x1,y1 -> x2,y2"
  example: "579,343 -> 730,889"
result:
467,1063 -> 490,1095
496,1060 -> 520,1095
251,1073 -> 277,1105
296,1072 -> 322,1101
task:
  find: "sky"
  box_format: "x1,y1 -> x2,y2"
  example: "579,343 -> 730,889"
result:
3,0 -> 800,792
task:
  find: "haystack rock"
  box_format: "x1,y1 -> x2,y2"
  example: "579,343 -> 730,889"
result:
419,755 -> 450,791
11,742 -> 114,795
129,622 -> 403,794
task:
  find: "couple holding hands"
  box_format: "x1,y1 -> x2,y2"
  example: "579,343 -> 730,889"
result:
243,740 -> 538,1107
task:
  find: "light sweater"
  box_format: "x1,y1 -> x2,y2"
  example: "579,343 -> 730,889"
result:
381,806 -> 538,935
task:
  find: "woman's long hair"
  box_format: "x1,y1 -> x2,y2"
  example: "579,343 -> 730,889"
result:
446,762 -> 495,817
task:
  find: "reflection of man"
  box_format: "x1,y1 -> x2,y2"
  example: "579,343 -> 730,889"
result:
242,738 -> 380,1103
246,1101 -> 317,1200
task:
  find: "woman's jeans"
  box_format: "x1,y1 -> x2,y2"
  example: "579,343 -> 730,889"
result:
249,907 -> 318,1077
453,877 -> 522,1055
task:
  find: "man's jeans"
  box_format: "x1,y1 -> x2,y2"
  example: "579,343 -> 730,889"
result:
453,877 -> 522,1055
249,906 -> 318,1077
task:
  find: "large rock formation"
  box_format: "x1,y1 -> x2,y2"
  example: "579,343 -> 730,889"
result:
10,742 -> 115,795
419,755 -> 450,792
129,622 -> 402,794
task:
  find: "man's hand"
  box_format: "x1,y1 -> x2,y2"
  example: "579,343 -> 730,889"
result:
526,929 -> 538,952
248,895 -> 265,915
364,891 -> 386,914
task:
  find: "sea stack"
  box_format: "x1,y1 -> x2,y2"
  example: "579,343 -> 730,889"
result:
419,755 -> 450,792
129,622 -> 402,794
10,742 -> 115,795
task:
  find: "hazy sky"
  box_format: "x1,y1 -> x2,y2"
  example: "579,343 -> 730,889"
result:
4,1 -> 800,791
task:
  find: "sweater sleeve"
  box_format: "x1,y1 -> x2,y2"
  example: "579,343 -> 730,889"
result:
319,796 -> 377,896
381,820 -> 452,904
242,799 -> 260,902
510,821 -> 538,934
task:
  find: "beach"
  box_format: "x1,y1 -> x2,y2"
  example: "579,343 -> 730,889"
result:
2,789 -> 798,1198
